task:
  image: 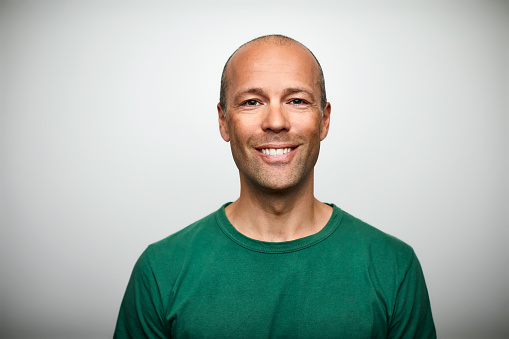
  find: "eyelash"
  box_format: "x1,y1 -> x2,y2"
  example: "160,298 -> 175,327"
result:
240,98 -> 308,106
241,99 -> 260,106
289,98 -> 307,105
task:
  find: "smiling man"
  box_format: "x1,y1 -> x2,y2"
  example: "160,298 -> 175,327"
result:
114,35 -> 436,338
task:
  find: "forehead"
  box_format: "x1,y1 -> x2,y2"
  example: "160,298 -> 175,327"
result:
225,42 -> 320,95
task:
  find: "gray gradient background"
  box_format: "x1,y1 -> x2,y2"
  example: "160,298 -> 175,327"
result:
1,1 -> 508,338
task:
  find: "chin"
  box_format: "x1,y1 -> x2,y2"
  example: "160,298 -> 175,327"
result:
249,174 -> 305,193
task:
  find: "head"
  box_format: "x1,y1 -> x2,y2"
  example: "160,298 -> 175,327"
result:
217,35 -> 331,193
220,35 -> 327,117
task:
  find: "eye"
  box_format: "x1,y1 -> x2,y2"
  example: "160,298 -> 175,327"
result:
289,98 -> 307,105
241,99 -> 260,106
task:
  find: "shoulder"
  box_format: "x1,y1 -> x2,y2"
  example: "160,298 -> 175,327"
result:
143,208 -> 221,266
332,206 -> 433,324
129,207 -> 223,290
333,206 -> 417,269
117,208 -> 223,324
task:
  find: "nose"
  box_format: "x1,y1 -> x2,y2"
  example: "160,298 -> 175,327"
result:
261,103 -> 290,133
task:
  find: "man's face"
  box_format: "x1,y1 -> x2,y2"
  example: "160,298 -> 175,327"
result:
218,42 -> 331,192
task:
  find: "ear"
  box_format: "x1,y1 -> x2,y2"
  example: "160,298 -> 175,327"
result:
320,102 -> 331,141
218,103 -> 230,142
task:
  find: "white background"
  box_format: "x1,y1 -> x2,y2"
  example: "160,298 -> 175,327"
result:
1,1 -> 507,338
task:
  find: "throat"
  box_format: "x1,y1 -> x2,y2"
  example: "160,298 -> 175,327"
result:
225,197 -> 332,242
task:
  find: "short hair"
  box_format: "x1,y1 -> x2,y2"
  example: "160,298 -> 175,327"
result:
219,35 -> 327,115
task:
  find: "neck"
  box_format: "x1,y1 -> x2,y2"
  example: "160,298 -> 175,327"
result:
225,170 -> 332,242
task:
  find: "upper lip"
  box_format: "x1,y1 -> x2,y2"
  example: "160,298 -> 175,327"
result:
255,144 -> 298,150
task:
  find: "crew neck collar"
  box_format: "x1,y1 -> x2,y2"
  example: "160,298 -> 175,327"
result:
216,202 -> 343,254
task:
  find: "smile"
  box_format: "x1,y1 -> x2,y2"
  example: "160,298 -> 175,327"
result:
258,147 -> 295,155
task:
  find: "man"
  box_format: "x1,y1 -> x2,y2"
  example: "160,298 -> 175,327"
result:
114,35 -> 436,338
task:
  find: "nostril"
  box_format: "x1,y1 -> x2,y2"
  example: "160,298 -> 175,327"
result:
262,107 -> 290,132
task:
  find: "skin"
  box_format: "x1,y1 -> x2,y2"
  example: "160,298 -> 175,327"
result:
217,40 -> 332,242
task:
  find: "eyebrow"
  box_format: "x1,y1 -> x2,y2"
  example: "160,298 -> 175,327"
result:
233,87 -> 315,103
282,87 -> 315,98
233,88 -> 266,102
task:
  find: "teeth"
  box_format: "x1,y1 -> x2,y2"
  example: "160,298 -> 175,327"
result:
261,148 -> 292,155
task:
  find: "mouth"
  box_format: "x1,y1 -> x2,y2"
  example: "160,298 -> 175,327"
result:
256,146 -> 297,155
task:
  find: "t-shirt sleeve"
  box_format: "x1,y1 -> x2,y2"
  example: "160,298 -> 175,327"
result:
114,249 -> 170,339
388,253 -> 436,339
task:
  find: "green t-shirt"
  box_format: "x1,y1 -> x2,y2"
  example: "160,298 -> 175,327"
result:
114,203 -> 436,338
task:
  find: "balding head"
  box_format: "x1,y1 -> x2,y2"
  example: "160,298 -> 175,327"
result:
219,35 -> 327,115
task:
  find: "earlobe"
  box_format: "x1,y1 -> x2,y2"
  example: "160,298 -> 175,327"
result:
320,102 -> 331,141
217,103 -> 230,142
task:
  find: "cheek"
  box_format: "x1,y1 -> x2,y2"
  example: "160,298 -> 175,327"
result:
229,126 -> 246,143
293,119 -> 322,138
229,119 -> 258,143
228,129 -> 252,155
